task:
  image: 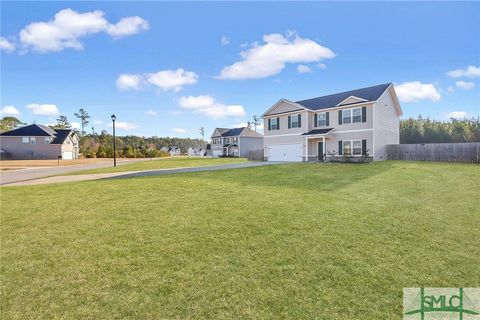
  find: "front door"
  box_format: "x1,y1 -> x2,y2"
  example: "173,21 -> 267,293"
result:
317,142 -> 324,161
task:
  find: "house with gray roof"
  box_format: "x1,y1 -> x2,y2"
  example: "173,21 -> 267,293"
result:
210,127 -> 263,157
262,83 -> 402,161
0,124 -> 79,159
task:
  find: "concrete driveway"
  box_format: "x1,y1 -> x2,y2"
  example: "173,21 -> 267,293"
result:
0,158 -> 150,185
2,161 -> 282,186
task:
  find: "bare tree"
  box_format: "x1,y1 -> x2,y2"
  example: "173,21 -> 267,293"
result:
199,126 -> 205,141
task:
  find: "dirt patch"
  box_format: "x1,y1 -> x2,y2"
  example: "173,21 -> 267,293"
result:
0,158 -> 116,170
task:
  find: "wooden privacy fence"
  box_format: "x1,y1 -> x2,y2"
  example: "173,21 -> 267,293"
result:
386,142 -> 480,163
246,149 -> 264,161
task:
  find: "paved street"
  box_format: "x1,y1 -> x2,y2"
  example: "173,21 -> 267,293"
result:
0,158 -> 150,185
2,161 -> 282,186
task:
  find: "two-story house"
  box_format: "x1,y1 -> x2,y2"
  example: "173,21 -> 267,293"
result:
210,127 -> 263,157
0,124 -> 79,159
262,83 -> 402,161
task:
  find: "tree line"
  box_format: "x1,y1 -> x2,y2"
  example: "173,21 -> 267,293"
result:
400,117 -> 480,143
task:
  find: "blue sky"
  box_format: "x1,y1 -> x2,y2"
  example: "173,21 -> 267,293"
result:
1,1 -> 479,138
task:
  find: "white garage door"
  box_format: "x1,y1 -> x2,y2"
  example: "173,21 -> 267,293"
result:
62,151 -> 73,160
268,144 -> 303,162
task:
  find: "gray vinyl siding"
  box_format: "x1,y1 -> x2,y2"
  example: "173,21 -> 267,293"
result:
239,136 -> 263,157
373,89 -> 400,160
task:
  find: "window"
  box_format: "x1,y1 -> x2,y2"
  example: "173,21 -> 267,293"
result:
232,137 -> 238,144
352,140 -> 362,155
343,140 -> 362,156
290,114 -> 300,128
352,108 -> 362,123
30,137 -> 36,144
342,109 -> 352,124
342,141 -> 352,155
270,118 -> 278,130
44,137 -> 51,144
224,138 -> 230,144
317,112 -> 326,126
22,137 -> 29,143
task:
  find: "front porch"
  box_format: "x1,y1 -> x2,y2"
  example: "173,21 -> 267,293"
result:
303,128 -> 333,162
223,144 -> 239,157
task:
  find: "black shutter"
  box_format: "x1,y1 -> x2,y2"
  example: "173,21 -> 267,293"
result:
298,114 -> 301,127
338,110 -> 342,125
268,118 -> 271,131
277,117 -> 280,130
326,112 -> 330,126
362,107 -> 367,123
314,114 -> 318,127
362,140 -> 367,155
288,115 -> 291,129
338,141 -> 343,155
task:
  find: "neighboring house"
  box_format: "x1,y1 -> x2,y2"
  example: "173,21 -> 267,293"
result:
262,83 -> 402,161
0,124 -> 79,160
168,147 -> 181,156
188,147 -> 206,157
210,127 -> 263,157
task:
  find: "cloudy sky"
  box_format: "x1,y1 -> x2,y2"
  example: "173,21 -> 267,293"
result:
1,1 -> 479,138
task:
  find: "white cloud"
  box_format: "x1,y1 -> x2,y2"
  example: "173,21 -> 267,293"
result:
146,109 -> 157,116
221,36 -> 230,46
297,64 -> 312,74
178,95 -> 245,119
19,8 -> 148,53
447,86 -> 454,93
455,81 -> 475,90
235,121 -> 264,132
394,81 -> 441,103
71,122 -> 81,129
93,120 -> 103,125
113,121 -> 138,130
218,31 -> 335,79
172,128 -> 187,134
106,16 -> 149,38
146,68 -> 198,92
25,103 -> 59,116
447,65 -> 480,78
447,111 -> 468,119
317,63 -> 326,69
116,73 -> 143,90
0,37 -> 15,53
0,105 -> 20,117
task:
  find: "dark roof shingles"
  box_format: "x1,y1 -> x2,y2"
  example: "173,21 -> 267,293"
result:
295,83 -> 391,111
301,128 -> 334,136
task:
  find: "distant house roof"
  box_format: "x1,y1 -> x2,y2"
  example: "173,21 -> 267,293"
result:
211,128 -> 231,138
0,124 -> 75,144
0,124 -> 57,137
51,129 -> 73,144
295,83 -> 392,111
213,127 -> 263,138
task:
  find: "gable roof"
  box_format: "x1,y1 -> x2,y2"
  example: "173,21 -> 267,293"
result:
211,127 -> 230,138
0,124 -> 57,137
221,127 -> 263,137
295,83 -> 392,111
51,129 -> 73,144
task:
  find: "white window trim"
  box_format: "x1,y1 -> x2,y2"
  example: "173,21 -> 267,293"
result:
317,112 -> 327,127
270,118 -> 279,130
342,139 -> 363,156
290,114 -> 300,128
342,109 -> 352,124
352,107 -> 362,123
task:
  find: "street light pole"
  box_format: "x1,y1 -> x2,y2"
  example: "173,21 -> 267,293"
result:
111,114 -> 117,167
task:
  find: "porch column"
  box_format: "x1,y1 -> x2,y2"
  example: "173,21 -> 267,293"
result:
322,136 -> 326,159
305,137 -> 308,162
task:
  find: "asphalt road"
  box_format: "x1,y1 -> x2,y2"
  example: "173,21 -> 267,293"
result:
0,158 -> 150,185
2,161 -> 283,186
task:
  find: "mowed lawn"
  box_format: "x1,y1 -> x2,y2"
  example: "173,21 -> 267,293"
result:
65,157 -> 248,175
1,161 -> 479,319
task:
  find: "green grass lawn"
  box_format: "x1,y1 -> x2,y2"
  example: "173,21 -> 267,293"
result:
65,157 -> 248,175
1,161 -> 479,319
